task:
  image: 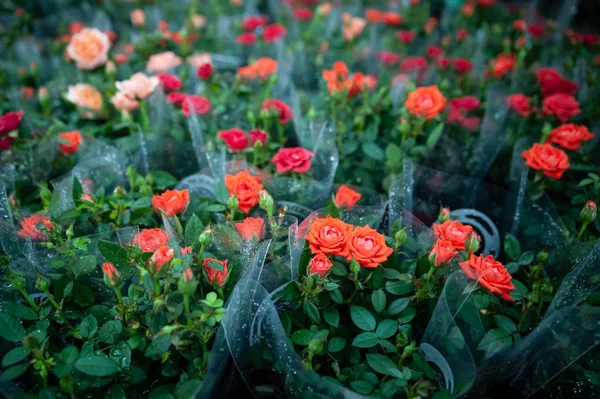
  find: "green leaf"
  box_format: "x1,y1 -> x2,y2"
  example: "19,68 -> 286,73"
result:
0,364 -> 27,381
350,306 -> 376,331
323,308 -> 340,327
60,346 -> 79,363
206,261 -> 224,272
362,142 -> 385,161
388,298 -> 410,315
176,379 -> 202,399
53,361 -> 73,378
506,262 -> 519,274
106,384 -> 127,399
329,289 -> 343,304
343,141 -> 358,155
98,321 -> 123,344
503,234 -> 521,261
376,320 -> 398,339
143,273 -> 156,293
350,380 -> 374,394
214,183 -> 229,204
145,335 -> 171,358
366,353 -> 401,376
291,330 -> 314,346
149,171 -> 178,190
511,279 -> 528,301
2,347 -> 30,367
72,255 -> 97,278
0,314 -> 25,342
72,176 -> 83,204
3,302 -> 38,320
303,301 -> 321,323
74,356 -> 119,376
328,337 -> 346,353
371,290 -> 386,314
518,251 -> 534,266
398,307 -> 417,323
110,342 -> 132,369
385,281 -> 413,295
385,143 -> 403,168
98,240 -> 130,267
184,214 -> 204,246
352,332 -> 378,348
476,328 -> 513,353
426,123 -> 444,149
494,315 -> 517,333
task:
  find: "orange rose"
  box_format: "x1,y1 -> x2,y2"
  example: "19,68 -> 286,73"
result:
489,53 -> 515,78
306,216 -> 353,257
433,220 -> 474,250
459,254 -> 515,302
66,28 -> 111,70
151,189 -> 190,217
237,57 -> 278,80
308,254 -> 333,277
334,185 -> 361,210
58,131 -> 82,155
224,171 -> 264,214
429,239 -> 458,266
132,228 -> 169,252
150,246 -> 174,272
521,143 -> 570,179
17,214 -> 53,240
235,217 -> 265,240
547,124 -> 594,150
404,85 -> 447,120
347,225 -> 393,268
65,83 -> 103,118
204,258 -> 229,286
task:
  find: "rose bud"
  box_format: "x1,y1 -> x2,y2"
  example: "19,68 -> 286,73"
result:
429,239 -> 458,267
308,254 -> 333,278
35,275 -> 51,292
395,229 -> 407,247
227,195 -> 239,213
437,207 -> 451,223
178,268 -> 198,296
113,186 -> 127,199
80,193 -> 94,203
151,246 -> 175,273
10,274 -> 26,292
580,200 -> 597,225
198,227 -> 213,247
464,232 -> 480,254
259,190 -> 274,216
102,262 -> 121,288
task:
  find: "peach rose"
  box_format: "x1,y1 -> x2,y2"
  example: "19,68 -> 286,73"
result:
306,216 -> 353,258
66,28 -> 111,70
191,14 -> 206,29
146,51 -> 183,73
404,85 -> 447,120
235,217 -> 265,240
132,228 -> 169,252
347,225 -> 393,268
116,73 -> 160,99
65,84 -> 103,118
130,9 -> 145,27
111,91 -> 140,112
342,13 -> 366,41
308,254 -> 333,277
151,189 -> 190,217
187,53 -> 212,69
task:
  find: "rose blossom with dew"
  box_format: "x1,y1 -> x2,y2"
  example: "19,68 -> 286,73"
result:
459,254 -> 515,302
151,189 -> 190,217
111,91 -> 140,112
66,28 -> 111,70
306,216 -> 353,257
102,262 -> 120,286
203,258 -> 229,286
346,225 -> 394,268
130,9 -> 145,27
271,147 -> 314,173
217,129 -> 249,152
404,85 -> 447,120
116,73 -> 160,99
65,83 -> 103,116
150,246 -> 175,272
224,171 -> 264,214
429,239 -> 458,266
58,131 -> 82,155
17,214 -> 53,240
146,51 -> 182,73
433,220 -> 475,250
235,217 -> 265,240
308,254 -> 333,278
334,185 -> 361,210
132,228 -> 169,252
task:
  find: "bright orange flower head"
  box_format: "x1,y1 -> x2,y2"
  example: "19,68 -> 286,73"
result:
460,254 -> 515,302
58,131 -> 82,155
347,225 -> 393,268
17,214 -> 53,240
224,171 -> 264,214
235,217 -> 265,240
433,220 -> 474,251
237,57 -> 278,80
334,185 -> 361,210
306,216 -> 353,257
404,85 -> 447,120
152,189 -> 190,217
429,239 -> 458,266
204,258 -> 229,286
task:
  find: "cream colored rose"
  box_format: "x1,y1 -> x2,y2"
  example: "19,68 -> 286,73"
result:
146,51 -> 182,73
65,83 -> 103,118
187,53 -> 212,69
111,91 -> 139,112
130,9 -> 145,27
66,28 -> 111,70
191,14 -> 206,29
116,73 -> 160,99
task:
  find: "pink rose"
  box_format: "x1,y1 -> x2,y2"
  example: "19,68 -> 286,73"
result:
271,147 -> 314,173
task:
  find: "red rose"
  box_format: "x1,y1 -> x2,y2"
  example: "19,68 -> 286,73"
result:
152,189 -> 190,217
237,33 -> 257,45
452,58 -> 473,74
271,147 -> 314,173
382,12 -> 402,26
182,95 -> 212,116
429,239 -> 458,266
235,217 -> 265,241
489,53 -> 515,78
506,94 -> 532,117
375,51 -> 401,66
308,254 -> 332,278
17,214 -> 53,240
217,128 -> 249,152
197,63 -> 213,80
132,228 -> 170,252
166,92 -> 187,105
582,33 -> 600,47
436,57 -> 450,70
334,185 -> 361,210
449,96 -> 480,112
459,254 -> 515,302
400,56 -> 427,72
261,99 -> 293,124
150,246 -> 174,272
102,262 -> 120,287
456,29 -> 469,41
58,131 -> 82,155
242,15 -> 267,31
433,220 -> 474,250
397,30 -> 416,44
542,93 -> 581,122
528,24 -> 545,38
0,111 -> 24,134
293,8 -> 313,21
427,45 -> 443,59
263,23 -> 286,42
204,258 -> 229,286
521,143 -> 570,179
535,68 -> 578,97
249,129 -> 268,145
547,123 -> 594,150
460,116 -> 481,131
157,73 -> 181,92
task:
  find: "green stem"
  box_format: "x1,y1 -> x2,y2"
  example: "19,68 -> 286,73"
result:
173,215 -> 184,236
154,275 -> 161,296
19,289 -> 39,312
577,222 -> 588,240
139,101 -> 150,133
43,290 -> 61,310
184,294 -> 190,314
